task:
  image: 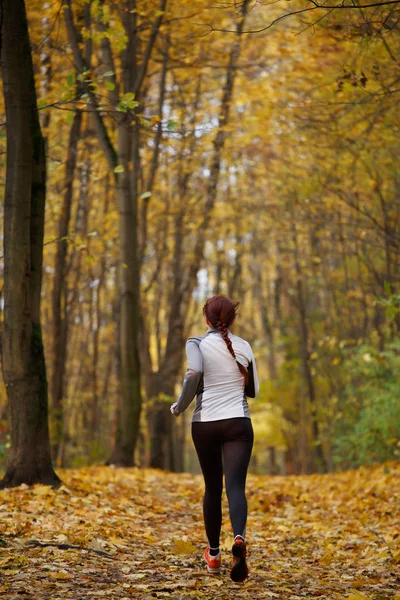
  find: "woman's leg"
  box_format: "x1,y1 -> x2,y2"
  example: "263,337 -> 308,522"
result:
192,422 -> 223,548
222,418 -> 254,539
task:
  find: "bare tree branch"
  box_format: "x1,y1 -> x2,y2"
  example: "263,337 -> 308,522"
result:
134,0 -> 168,96
205,0 -> 400,34
308,0 -> 400,9
63,0 -> 118,172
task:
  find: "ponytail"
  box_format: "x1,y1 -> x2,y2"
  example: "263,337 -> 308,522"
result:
203,295 -> 248,385
218,323 -> 248,384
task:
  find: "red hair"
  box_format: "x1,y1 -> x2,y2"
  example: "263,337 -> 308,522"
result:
203,295 -> 248,384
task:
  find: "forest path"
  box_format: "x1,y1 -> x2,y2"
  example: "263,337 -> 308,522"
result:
0,463 -> 399,599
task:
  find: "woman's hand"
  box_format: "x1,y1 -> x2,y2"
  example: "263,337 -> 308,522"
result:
170,402 -> 179,416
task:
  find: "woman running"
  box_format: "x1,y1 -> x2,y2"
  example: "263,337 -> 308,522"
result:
170,295 -> 259,582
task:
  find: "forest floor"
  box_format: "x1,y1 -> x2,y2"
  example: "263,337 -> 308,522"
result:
0,463 -> 399,599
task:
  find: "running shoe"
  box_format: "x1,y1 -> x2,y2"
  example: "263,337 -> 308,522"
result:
230,538 -> 248,582
203,547 -> 221,574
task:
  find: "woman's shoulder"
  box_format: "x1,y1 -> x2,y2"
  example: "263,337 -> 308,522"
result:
187,329 -> 221,345
229,331 -> 250,344
230,333 -> 253,353
186,333 -> 208,347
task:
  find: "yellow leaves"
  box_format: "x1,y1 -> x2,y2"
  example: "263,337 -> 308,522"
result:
121,565 -> 132,574
346,289 -> 365,300
51,571 -> 73,580
204,578 -> 224,587
342,592 -> 371,600
0,556 -> 13,568
32,484 -> 55,497
0,555 -> 28,573
142,533 -> 158,544
150,115 -> 161,127
108,536 -> 129,549
391,547 -> 400,564
170,538 -> 197,555
87,538 -> 106,553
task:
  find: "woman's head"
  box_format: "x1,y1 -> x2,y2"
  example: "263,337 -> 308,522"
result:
203,295 -> 248,384
203,295 -> 239,331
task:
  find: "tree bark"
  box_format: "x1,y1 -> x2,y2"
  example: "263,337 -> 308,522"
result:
253,260 -> 277,380
107,0 -> 141,465
0,0 -> 60,488
291,219 -> 327,473
51,110 -> 82,461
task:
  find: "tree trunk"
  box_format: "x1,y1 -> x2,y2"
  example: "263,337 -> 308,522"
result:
108,5 -> 142,464
51,110 -> 82,461
251,239 -> 277,380
148,375 -> 176,471
214,246 -> 225,295
291,220 -> 327,473
0,0 -> 60,488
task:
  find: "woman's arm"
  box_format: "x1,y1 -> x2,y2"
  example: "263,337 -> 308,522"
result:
171,338 -> 203,415
244,344 -> 260,398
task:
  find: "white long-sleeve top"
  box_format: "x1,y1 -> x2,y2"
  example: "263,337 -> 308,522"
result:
173,328 -> 259,422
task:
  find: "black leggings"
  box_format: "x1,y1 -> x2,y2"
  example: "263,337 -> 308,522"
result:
192,417 -> 254,548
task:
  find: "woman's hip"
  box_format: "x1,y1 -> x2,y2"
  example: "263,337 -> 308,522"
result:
192,417 -> 253,444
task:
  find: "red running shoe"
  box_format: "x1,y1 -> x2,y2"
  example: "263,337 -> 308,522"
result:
230,538 -> 248,582
203,547 -> 221,574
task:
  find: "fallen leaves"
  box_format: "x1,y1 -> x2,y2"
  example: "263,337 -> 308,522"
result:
51,571 -> 73,580
170,538 -> 197,555
0,463 -> 399,598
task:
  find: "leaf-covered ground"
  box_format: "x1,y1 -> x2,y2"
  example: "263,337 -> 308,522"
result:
0,463 -> 400,599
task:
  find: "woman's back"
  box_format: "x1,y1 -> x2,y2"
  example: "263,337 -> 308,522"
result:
192,329 -> 257,422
